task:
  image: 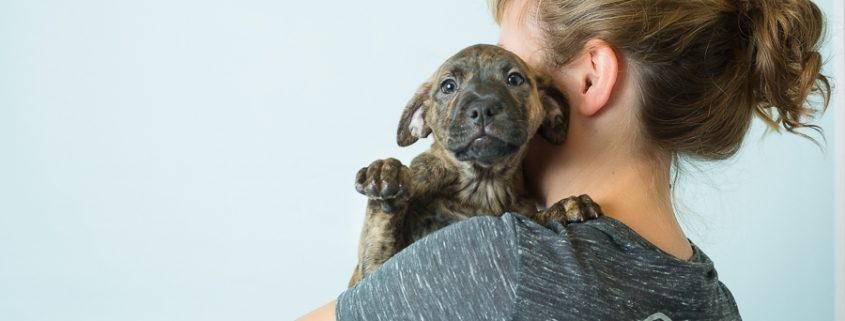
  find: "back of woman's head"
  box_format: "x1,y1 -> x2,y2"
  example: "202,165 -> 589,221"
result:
490,0 -> 831,160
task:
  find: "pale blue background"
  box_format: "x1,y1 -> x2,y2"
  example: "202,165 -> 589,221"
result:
0,1 -> 839,320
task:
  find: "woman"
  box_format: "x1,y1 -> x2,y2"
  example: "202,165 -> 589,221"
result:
299,0 -> 830,319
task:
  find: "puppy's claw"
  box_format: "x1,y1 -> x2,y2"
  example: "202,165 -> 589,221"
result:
354,158 -> 412,207
365,181 -> 380,197
381,180 -> 399,198
354,167 -> 368,194
578,195 -> 603,220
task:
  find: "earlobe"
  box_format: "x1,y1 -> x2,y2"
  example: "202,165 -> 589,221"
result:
576,40 -> 619,117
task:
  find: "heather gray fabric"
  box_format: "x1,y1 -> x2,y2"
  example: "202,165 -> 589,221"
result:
336,213 -> 741,320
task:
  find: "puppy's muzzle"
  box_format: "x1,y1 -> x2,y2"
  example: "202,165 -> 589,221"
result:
465,98 -> 504,127
448,94 -> 525,164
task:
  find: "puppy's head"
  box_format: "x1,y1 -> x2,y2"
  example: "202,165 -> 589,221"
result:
397,44 -> 568,167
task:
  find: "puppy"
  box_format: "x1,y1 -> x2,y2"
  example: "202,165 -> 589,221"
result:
349,44 -> 602,287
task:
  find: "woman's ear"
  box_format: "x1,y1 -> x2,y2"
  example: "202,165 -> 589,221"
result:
567,39 -> 618,117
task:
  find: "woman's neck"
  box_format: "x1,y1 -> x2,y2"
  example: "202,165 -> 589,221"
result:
525,130 -> 694,260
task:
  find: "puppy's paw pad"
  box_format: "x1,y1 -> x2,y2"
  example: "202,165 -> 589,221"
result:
354,158 -> 411,202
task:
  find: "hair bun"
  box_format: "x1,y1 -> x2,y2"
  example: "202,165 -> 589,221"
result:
741,0 -> 830,137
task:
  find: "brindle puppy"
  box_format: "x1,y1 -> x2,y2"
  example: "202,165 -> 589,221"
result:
349,44 -> 602,287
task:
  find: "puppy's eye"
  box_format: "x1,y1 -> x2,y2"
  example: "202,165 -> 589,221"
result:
440,79 -> 458,94
507,72 -> 525,86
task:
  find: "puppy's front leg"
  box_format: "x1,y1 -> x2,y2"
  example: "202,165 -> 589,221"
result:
533,194 -> 604,226
348,158 -> 412,287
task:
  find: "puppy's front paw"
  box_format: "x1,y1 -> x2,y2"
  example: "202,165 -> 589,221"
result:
539,194 -> 603,225
354,158 -> 411,212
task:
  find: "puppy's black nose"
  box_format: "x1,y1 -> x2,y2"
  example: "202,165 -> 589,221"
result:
466,102 -> 502,126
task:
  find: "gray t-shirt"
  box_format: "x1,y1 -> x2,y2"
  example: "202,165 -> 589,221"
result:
337,213 -> 741,320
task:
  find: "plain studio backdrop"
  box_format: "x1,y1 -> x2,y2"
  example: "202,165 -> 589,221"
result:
1,1 -> 843,320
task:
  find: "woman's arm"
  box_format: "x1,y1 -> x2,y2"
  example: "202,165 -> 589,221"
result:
296,300 -> 336,321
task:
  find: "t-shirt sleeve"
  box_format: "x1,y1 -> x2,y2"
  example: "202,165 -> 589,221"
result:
336,215 -> 520,321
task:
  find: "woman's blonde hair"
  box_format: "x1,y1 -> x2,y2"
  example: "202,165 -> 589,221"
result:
490,0 -> 831,160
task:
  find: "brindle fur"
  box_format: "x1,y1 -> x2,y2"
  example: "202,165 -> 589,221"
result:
349,44 -> 603,287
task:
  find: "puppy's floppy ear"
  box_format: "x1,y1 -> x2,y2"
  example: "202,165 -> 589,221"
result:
537,76 -> 570,145
397,82 -> 433,147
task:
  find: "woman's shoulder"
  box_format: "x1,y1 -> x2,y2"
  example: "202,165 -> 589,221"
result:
458,212 -> 741,320
479,212 -> 723,288
478,212 -> 710,265
451,212 -> 722,288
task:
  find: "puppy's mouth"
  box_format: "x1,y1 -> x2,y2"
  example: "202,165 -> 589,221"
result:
450,134 -> 520,166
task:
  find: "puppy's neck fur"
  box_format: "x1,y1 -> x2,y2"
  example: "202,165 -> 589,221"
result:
427,144 -> 534,215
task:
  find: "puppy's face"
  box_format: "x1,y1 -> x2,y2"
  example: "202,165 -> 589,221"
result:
397,44 -> 568,167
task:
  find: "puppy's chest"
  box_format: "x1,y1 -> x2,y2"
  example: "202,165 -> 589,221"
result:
409,182 -> 535,223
